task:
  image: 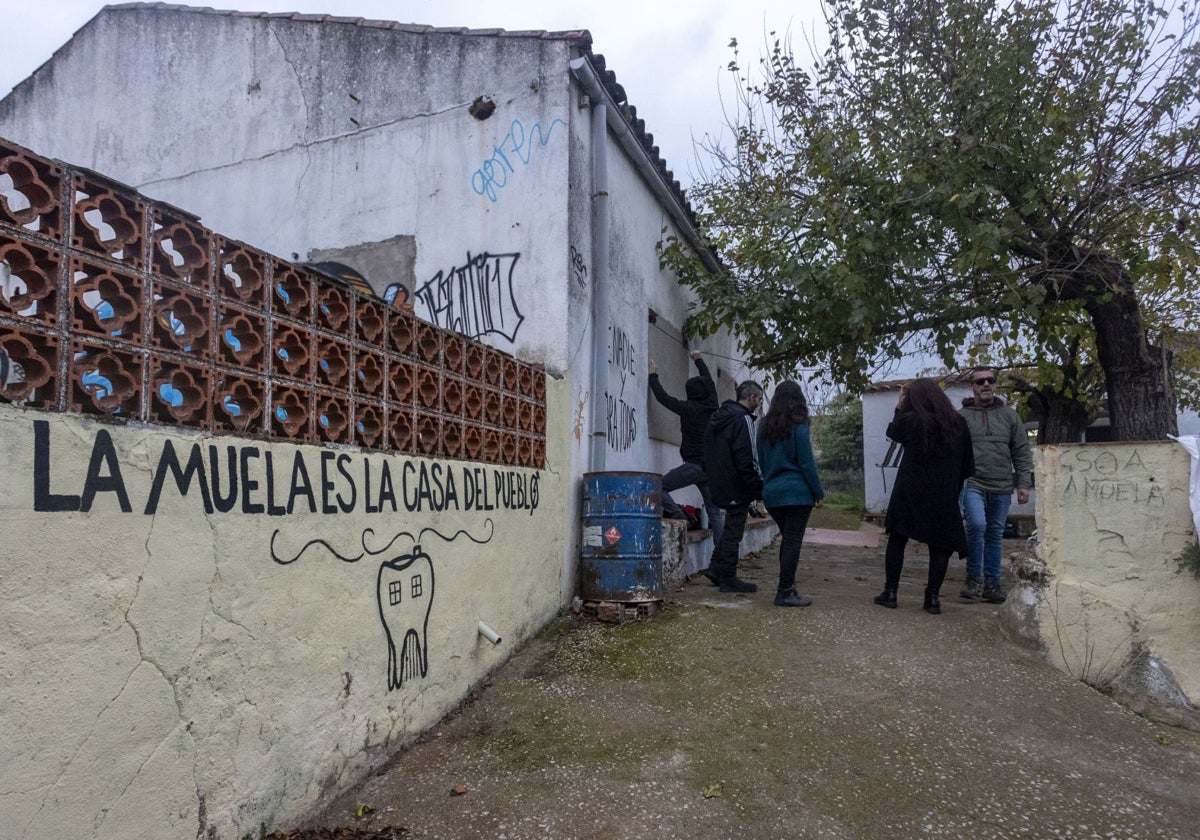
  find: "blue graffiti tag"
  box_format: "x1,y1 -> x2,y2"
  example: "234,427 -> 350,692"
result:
471,117 -> 567,202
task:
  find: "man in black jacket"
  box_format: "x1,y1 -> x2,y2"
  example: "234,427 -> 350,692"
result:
648,350 -> 724,545
702,380 -> 765,593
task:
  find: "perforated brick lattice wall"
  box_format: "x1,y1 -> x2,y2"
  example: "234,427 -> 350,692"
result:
0,138 -> 546,468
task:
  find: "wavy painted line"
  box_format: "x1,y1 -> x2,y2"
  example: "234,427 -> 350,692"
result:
361,528 -> 419,557
419,518 -> 495,545
270,529 -> 364,565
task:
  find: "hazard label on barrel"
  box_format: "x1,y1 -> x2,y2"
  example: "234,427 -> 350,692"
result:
604,526 -> 621,545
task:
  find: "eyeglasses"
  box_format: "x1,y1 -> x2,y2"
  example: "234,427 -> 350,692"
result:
972,376 -> 996,385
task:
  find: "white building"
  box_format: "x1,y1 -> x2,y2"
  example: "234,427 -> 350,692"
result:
0,6 -> 757,838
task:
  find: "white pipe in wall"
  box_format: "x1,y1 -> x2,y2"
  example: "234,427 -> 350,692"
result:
477,621 -> 502,645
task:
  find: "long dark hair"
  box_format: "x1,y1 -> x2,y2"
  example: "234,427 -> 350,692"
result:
901,378 -> 963,451
759,380 -> 810,445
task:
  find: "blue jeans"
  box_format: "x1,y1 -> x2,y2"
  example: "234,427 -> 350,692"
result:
961,487 -> 1012,585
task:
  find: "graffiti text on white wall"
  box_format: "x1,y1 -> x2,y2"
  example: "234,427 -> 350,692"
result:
415,252 -> 524,343
604,324 -> 638,452
471,117 -> 567,202
32,420 -> 539,516
1058,448 -> 1167,506
569,244 -> 588,289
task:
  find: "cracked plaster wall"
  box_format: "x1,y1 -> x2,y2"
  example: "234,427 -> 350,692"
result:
0,8 -> 575,372
0,380 -> 570,840
1031,443 -> 1200,720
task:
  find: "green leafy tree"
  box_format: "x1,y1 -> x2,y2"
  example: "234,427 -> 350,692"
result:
812,398 -> 865,472
667,0 -> 1200,441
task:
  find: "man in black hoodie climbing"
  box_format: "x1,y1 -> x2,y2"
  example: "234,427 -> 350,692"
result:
702,380 -> 765,592
648,350 -> 724,545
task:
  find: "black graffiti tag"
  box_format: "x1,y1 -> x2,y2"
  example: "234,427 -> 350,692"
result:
608,324 -> 636,395
569,244 -> 588,288
415,252 -> 524,343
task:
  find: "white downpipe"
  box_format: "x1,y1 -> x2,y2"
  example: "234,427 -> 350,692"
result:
567,58 -> 720,276
568,56 -> 613,473
587,96 -> 611,472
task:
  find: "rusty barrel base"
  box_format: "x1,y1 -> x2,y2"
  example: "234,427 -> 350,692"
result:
580,599 -> 662,624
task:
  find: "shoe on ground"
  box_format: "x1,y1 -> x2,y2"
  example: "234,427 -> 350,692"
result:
774,588 -> 812,607
700,567 -> 720,586
960,577 -> 983,600
982,582 -> 1007,604
874,588 -> 898,609
718,576 -> 758,593
923,591 -> 942,614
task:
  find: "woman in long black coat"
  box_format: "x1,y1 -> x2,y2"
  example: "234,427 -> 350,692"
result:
875,378 -> 975,614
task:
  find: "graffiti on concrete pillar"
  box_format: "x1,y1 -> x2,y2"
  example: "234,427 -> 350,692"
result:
1058,448 -> 1167,506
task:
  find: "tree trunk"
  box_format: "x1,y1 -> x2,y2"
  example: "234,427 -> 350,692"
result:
1028,390 -> 1092,444
1079,258 -> 1177,441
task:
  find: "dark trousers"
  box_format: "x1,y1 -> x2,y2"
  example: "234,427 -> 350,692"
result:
767,504 -> 813,593
884,533 -> 951,593
711,502 -> 749,580
661,461 -> 725,546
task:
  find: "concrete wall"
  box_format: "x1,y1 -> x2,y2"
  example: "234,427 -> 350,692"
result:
0,4 -> 751,585
0,9 -> 575,371
0,381 -> 569,840
1017,442 -> 1200,726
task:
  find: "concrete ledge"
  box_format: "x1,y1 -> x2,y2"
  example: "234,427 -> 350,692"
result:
662,517 -> 779,589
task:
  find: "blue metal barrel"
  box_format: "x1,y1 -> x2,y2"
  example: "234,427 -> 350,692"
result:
581,471 -> 663,602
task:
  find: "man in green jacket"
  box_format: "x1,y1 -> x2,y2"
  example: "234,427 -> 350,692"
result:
958,367 -> 1033,603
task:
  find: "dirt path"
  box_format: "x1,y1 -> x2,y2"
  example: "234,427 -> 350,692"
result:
306,541 -> 1200,839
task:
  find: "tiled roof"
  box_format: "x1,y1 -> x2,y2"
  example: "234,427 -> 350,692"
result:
98,3 -> 697,228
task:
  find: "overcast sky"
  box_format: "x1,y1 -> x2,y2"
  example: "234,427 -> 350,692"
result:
0,0 -> 826,187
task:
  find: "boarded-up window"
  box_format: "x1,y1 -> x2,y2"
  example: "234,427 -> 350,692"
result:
646,313 -> 735,446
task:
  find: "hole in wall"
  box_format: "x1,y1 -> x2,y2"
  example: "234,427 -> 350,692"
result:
469,96 -> 496,121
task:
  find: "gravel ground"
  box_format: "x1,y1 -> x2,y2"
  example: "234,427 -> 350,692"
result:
305,540 -> 1200,840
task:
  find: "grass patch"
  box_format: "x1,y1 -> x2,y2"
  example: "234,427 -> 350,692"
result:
1176,540 -> 1200,579
809,489 -> 865,530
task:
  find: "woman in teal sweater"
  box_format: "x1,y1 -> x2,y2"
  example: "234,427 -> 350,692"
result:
756,381 -> 825,607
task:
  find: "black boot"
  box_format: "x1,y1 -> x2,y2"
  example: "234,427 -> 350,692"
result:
923,589 -> 941,615
774,588 -> 813,607
718,576 -> 758,593
873,587 -> 897,609
981,581 -> 1007,604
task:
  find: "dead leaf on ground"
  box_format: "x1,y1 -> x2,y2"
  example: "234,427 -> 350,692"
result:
450,784 -> 469,796
702,782 -> 723,799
